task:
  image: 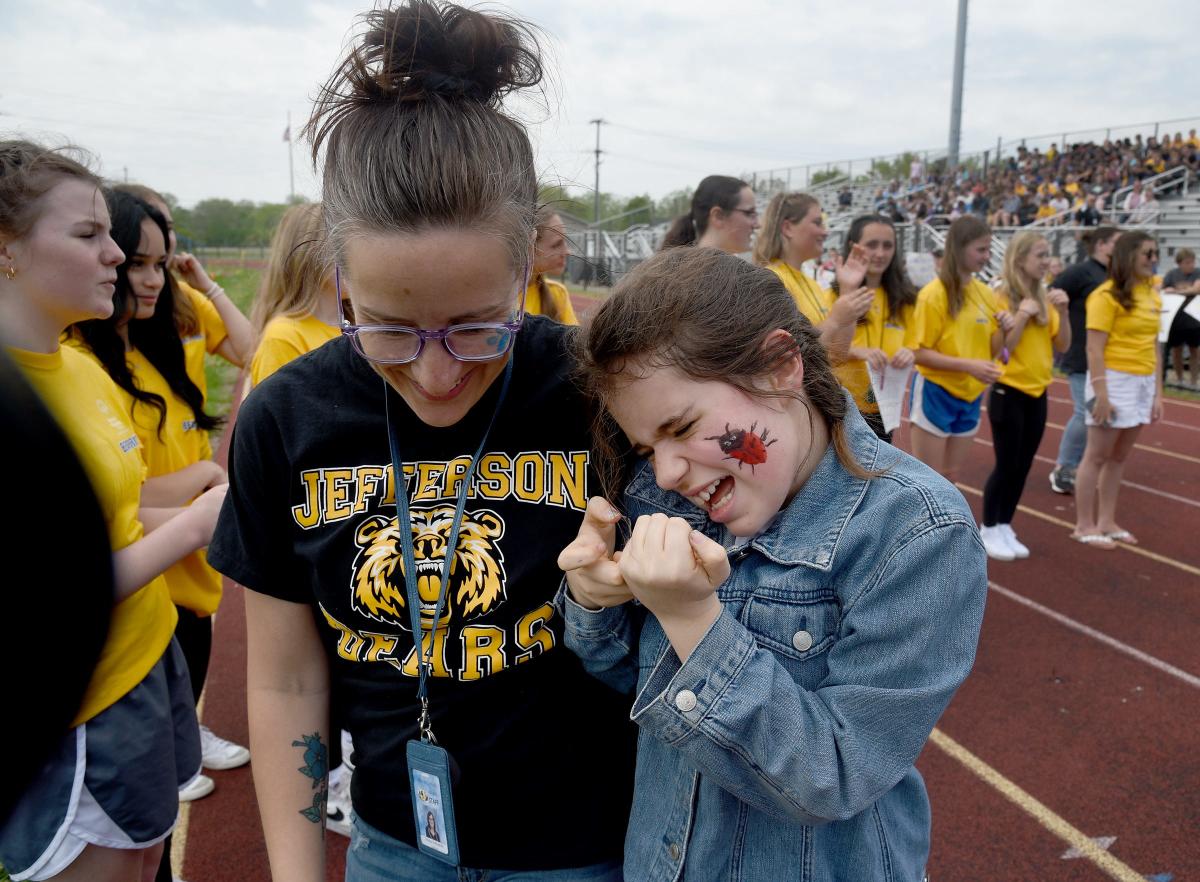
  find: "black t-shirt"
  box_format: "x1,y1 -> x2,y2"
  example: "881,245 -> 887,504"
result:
1053,258 -> 1110,374
209,320 -> 635,870
1164,268 -> 1200,337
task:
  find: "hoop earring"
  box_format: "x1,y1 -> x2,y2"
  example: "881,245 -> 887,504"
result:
2,265 -> 14,281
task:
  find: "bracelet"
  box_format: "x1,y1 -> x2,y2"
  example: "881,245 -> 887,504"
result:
203,282 -> 225,300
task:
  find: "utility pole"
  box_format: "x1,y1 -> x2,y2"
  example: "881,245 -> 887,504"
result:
947,0 -> 969,171
589,118 -> 605,224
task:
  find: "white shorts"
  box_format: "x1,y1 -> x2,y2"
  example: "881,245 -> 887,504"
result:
1085,369 -> 1156,428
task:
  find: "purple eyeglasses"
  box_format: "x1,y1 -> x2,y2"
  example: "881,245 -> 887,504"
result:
336,266 -> 528,365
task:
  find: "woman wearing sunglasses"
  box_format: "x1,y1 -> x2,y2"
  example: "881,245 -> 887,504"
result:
207,3 -> 634,880
1072,232 -> 1164,549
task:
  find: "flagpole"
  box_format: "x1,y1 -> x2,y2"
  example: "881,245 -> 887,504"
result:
287,110 -> 295,201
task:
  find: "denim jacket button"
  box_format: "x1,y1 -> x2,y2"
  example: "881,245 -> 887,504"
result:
669,842 -> 681,861
674,690 -> 697,712
792,630 -> 814,652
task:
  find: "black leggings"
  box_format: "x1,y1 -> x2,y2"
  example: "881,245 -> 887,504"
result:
156,606 -> 213,882
982,383 -> 1047,526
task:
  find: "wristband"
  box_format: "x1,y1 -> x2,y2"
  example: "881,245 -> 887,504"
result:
203,282 -> 225,300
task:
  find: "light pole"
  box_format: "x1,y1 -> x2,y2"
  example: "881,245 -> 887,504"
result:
947,0 -> 969,171
589,118 -> 605,224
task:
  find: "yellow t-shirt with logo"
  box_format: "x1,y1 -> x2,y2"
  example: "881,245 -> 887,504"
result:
913,277 -> 999,402
67,339 -> 224,616
250,313 -> 340,387
996,291 -> 1061,397
9,345 -> 176,725
524,277 -> 579,325
176,279 -> 229,403
1086,280 -> 1161,376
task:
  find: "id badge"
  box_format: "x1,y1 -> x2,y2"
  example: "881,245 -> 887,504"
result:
406,739 -> 460,865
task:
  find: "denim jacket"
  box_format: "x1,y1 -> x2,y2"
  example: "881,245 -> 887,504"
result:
557,408 -> 987,882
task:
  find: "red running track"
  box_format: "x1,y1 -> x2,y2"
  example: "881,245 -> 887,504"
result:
184,362 -> 1199,880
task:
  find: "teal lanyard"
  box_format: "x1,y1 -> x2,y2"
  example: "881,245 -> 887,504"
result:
384,357 -> 514,742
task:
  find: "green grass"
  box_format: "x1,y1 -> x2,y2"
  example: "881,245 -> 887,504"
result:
201,267 -> 260,430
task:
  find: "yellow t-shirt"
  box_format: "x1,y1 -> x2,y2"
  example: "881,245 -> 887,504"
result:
1035,204 -> 1057,221
996,291 -> 1061,397
67,339 -> 224,615
524,277 -> 579,325
767,260 -> 831,326
176,279 -> 229,403
250,313 -> 340,387
1086,280 -> 1161,376
9,345 -> 176,725
856,287 -> 916,358
913,278 -> 1000,402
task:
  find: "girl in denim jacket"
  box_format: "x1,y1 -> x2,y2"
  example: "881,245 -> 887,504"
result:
558,246 -> 988,881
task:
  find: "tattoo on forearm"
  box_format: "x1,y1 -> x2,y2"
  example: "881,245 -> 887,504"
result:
292,732 -> 329,825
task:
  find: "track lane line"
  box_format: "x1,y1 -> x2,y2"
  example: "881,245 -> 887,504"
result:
927,728 -> 1146,882
969,437 -> 1200,510
955,482 -> 1200,577
987,581 -> 1200,689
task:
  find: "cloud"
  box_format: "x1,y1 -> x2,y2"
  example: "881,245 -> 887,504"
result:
4,0 -> 1196,206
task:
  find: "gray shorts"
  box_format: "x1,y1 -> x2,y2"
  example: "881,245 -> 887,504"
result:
0,638 -> 201,880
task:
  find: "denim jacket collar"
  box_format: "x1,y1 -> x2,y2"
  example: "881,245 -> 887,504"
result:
624,401 -> 882,571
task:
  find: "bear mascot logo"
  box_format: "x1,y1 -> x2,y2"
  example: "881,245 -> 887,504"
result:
351,506 -> 507,628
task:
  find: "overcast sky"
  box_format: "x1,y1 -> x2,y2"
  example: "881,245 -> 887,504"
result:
5,0 -> 1197,208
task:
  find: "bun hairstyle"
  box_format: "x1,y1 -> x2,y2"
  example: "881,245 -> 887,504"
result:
304,0 -> 544,273
74,191 -> 221,438
577,246 -> 876,502
0,140 -> 99,242
661,175 -> 748,250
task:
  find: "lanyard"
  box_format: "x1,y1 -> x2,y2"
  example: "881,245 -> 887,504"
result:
780,262 -> 828,320
384,356 -> 514,743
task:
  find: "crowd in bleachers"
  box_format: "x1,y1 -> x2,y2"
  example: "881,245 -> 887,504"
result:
843,130 -> 1200,228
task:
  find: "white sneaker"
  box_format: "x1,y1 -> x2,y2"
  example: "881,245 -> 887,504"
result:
326,763 -> 353,837
200,725 -> 251,770
980,525 -> 1015,561
999,524 -> 1029,558
179,774 -> 215,802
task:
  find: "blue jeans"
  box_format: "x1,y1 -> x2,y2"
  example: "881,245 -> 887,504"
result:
346,813 -> 624,882
1056,372 -> 1088,469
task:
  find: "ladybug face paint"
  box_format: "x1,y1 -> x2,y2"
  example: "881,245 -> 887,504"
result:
606,365 -> 816,538
705,422 -> 777,473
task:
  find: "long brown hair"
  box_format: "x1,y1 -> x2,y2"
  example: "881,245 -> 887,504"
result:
250,203 -> 329,340
577,246 -> 876,502
752,191 -> 820,266
938,215 -> 991,317
0,141 -> 100,241
304,0 -> 543,276
1108,231 -> 1154,311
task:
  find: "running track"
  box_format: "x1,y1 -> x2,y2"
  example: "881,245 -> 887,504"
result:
183,313 -> 1199,879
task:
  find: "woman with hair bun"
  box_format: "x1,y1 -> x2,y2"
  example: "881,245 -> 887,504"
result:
660,174 -> 758,253
206,3 -> 633,879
